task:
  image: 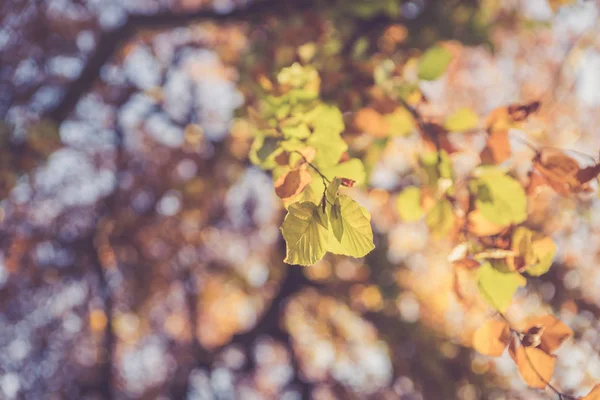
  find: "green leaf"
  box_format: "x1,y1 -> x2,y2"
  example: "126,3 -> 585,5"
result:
277,62 -> 319,89
425,198 -> 455,238
473,170 -> 527,226
477,261 -> 526,312
326,177 -> 342,204
444,107 -> 479,132
396,187 -> 424,221
281,123 -> 311,139
249,136 -> 282,170
327,195 -> 375,258
281,202 -> 329,266
330,198 -> 344,242
418,46 -> 453,81
306,105 -> 344,136
307,133 -> 347,169
420,150 -> 453,185
284,159 -> 366,207
306,105 -> 347,168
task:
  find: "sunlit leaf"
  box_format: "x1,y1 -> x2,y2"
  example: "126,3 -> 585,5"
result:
281,123 -> 311,139
418,46 -> 453,81
510,341 -> 556,389
473,170 -> 527,226
386,107 -> 415,136
477,261 -> 526,312
306,105 -> 347,168
526,236 -> 557,276
396,187 -> 424,222
327,195 -> 375,258
444,107 -> 479,132
426,198 -> 455,238
473,319 -> 511,357
281,202 -> 329,266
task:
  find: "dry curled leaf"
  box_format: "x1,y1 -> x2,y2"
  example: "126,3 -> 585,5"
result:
507,101 -> 540,122
274,167 -> 313,200
522,314 -> 573,354
472,319 -> 511,356
340,178 -> 356,187
532,149 -> 598,195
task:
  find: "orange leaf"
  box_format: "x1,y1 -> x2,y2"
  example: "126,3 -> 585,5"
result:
467,209 -> 506,237
582,384 -> 600,400
472,319 -> 511,356
480,130 -> 511,165
274,168 -> 312,200
512,342 -> 556,389
354,108 -> 389,137
524,315 -> 573,354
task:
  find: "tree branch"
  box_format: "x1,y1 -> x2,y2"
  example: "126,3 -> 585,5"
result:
45,0 -> 319,123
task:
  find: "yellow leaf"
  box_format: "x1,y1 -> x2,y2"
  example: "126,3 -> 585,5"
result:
396,187 -> 424,222
527,236 -> 557,276
386,107 -> 415,136
472,319 -> 511,357
425,198 -> 455,238
444,107 -> 479,132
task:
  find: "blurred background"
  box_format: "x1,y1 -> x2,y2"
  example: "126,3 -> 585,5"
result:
2,0 -> 600,399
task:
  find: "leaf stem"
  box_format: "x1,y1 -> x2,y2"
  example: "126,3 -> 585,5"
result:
292,150 -> 330,184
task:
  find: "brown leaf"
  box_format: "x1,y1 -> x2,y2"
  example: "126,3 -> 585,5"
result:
524,315 -> 573,354
511,340 -> 556,389
274,168 -> 313,200
582,384 -> 600,400
340,178 -> 356,187
480,130 -> 511,165
532,150 -> 590,195
472,319 -> 511,356
507,101 -> 540,122
354,108 -> 389,137
576,163 -> 600,185
421,122 -> 458,154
